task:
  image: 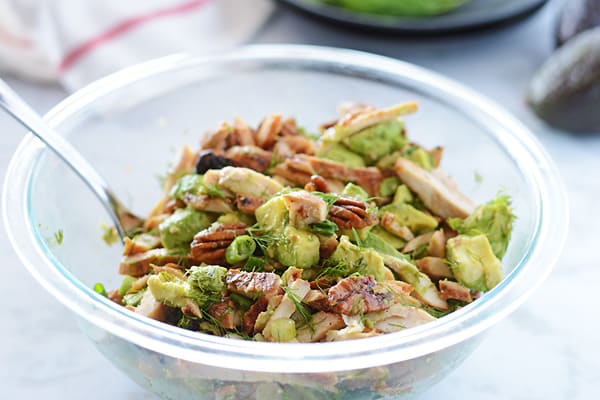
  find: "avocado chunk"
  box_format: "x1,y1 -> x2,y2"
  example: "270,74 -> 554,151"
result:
322,0 -> 471,17
392,184 -> 414,205
379,177 -> 400,197
148,265 -> 227,309
317,143 -> 366,168
446,235 -> 503,292
379,203 -> 438,235
159,208 -> 215,249
370,226 -> 406,250
528,27 -> 600,133
344,119 -> 406,164
147,271 -> 199,308
275,226 -> 320,269
405,147 -> 434,171
447,195 -> 514,259
362,231 -> 404,258
330,235 -> 386,281
255,196 -> 288,232
341,182 -> 369,202
170,174 -> 204,200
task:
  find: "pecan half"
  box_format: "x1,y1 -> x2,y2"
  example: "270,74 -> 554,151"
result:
328,197 -> 378,230
190,223 -> 247,265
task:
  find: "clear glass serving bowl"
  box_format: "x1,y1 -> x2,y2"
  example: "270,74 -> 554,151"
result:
3,45 -> 567,399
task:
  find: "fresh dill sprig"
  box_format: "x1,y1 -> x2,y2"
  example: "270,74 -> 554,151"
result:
317,259 -> 352,280
282,285 -> 313,331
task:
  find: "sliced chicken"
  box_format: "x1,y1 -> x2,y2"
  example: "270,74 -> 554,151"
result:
184,194 -> 234,213
296,312 -> 345,342
217,166 -> 283,201
282,190 -> 328,227
234,194 -> 264,214
122,234 -> 161,256
415,257 -> 454,281
428,229 -> 447,258
256,114 -> 282,149
369,303 -> 436,333
395,158 -> 475,219
334,101 -> 418,138
402,231 -> 435,253
120,248 -> 188,277
208,298 -> 241,330
439,280 -> 472,303
135,290 -> 168,321
273,135 -> 317,158
225,145 -> 272,172
233,117 -> 256,147
243,297 -> 269,334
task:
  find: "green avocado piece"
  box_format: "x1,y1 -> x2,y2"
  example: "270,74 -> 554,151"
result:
187,265 -> 228,305
341,182 -> 369,201
447,195 -> 514,259
170,174 -> 204,200
528,27 -> 600,133
275,226 -> 320,269
255,196 -> 288,232
330,235 -> 386,281
322,0 -> 471,17
405,148 -> 434,171
379,177 -> 400,197
344,119 -> 406,164
317,143 -> 366,168
147,272 -> 200,308
362,231 -> 404,259
446,235 -> 503,292
392,184 -> 414,205
159,208 -> 215,249
379,203 -> 438,235
370,226 -> 406,250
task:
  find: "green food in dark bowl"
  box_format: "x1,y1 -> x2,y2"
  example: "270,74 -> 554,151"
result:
319,0 -> 473,17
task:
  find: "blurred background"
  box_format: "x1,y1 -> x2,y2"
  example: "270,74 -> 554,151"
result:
0,0 -> 598,398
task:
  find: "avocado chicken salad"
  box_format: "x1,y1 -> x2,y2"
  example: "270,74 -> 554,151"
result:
101,102 -> 514,343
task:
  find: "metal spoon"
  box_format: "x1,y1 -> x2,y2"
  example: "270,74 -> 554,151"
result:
0,79 -> 142,242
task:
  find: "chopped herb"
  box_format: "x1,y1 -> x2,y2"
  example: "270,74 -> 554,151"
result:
53,229 -> 64,245
123,289 -> 146,307
282,285 -> 313,331
101,224 -> 119,246
351,227 -> 364,247
93,283 -> 108,297
317,259 -> 352,279
388,323 -> 407,329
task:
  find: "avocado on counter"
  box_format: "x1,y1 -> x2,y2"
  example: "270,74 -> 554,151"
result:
321,0 -> 472,17
556,0 -> 600,46
527,27 -> 600,133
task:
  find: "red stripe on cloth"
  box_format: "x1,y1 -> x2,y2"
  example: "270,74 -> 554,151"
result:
59,0 -> 210,72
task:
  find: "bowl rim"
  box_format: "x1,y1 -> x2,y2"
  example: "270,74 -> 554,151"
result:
3,44 -> 568,373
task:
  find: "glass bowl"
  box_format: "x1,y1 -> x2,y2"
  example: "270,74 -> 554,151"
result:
3,45 -> 567,399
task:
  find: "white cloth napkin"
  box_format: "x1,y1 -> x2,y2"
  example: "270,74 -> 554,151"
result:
0,0 -> 274,90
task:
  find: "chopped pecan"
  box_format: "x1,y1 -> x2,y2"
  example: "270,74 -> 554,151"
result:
242,297 -> 269,334
255,114 -> 282,149
235,194 -> 264,214
190,223 -> 247,265
225,145 -> 272,172
226,269 -> 283,298
328,197 -> 378,230
328,276 -> 392,315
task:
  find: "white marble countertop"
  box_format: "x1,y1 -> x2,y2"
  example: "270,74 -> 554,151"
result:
1,2 -> 598,399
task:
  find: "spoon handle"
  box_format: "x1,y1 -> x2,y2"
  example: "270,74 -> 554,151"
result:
0,78 -> 127,240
